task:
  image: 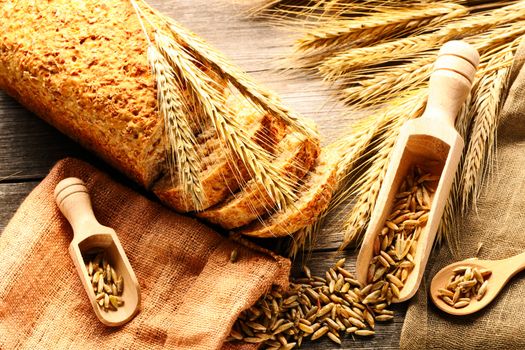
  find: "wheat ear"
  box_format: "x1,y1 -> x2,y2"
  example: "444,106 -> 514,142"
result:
153,31 -> 298,210
342,56 -> 434,107
460,49 -> 515,212
435,92 -> 472,251
320,2 -> 525,80
295,3 -> 467,53
147,46 -> 205,210
340,20 -> 525,108
129,0 -> 207,209
437,39 -> 518,250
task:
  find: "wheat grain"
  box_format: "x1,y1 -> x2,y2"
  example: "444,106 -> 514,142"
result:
229,258 -> 393,348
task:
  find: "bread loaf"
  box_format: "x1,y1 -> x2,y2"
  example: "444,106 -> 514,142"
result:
0,0 -> 166,187
0,0 -> 332,240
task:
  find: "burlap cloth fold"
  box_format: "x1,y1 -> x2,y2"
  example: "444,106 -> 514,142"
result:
0,158 -> 290,350
401,39 -> 525,349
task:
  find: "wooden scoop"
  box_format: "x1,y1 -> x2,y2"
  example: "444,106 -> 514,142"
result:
430,254 -> 525,315
54,177 -> 141,326
355,41 -> 480,302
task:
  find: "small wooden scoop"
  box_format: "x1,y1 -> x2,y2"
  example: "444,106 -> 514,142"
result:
55,177 -> 141,326
430,254 -> 525,315
355,41 -> 480,302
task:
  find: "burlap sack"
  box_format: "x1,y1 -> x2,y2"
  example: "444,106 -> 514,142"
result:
0,158 -> 290,350
400,39 -> 525,349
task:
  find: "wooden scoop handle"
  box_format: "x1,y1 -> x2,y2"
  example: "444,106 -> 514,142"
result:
54,177 -> 100,239
422,40 -> 479,126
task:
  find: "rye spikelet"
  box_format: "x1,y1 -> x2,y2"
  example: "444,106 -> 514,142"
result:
295,3 -> 467,53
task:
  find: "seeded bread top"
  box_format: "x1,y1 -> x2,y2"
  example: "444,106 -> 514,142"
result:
0,0 -> 165,186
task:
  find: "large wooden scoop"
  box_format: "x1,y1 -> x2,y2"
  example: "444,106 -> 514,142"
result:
356,41 -> 480,302
55,177 -> 141,326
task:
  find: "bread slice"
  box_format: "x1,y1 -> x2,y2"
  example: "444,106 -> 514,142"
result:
196,131 -> 320,229
238,147 -> 339,238
153,95 -> 286,212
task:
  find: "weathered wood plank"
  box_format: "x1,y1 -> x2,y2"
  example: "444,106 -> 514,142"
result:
0,181 -> 39,231
0,94 -> 86,179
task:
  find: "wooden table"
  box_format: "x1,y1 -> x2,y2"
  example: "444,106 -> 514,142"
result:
0,1 -> 404,348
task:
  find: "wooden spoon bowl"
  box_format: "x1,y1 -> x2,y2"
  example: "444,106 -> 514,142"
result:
55,177 -> 141,326
430,253 -> 525,316
356,41 -> 480,302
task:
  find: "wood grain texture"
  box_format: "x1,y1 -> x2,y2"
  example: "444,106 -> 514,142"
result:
0,182 -> 38,231
0,0 -> 402,348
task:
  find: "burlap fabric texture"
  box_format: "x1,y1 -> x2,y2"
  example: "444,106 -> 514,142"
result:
0,158 -> 290,350
400,38 -> 525,349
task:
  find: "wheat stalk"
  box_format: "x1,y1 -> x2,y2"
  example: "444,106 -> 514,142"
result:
130,0 -> 312,211
130,0 -> 206,209
437,40 -> 518,251
340,20 -> 525,107
342,56 -> 434,107
320,2 -> 525,80
295,3 -> 467,53
435,92 -> 472,251
136,0 -> 318,141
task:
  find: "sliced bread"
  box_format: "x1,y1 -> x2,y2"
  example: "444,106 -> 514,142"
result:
238,147 -> 339,238
196,131 -> 320,229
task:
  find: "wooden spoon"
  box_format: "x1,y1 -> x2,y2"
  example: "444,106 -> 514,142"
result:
54,177 -> 141,326
430,254 -> 525,315
355,41 -> 480,302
